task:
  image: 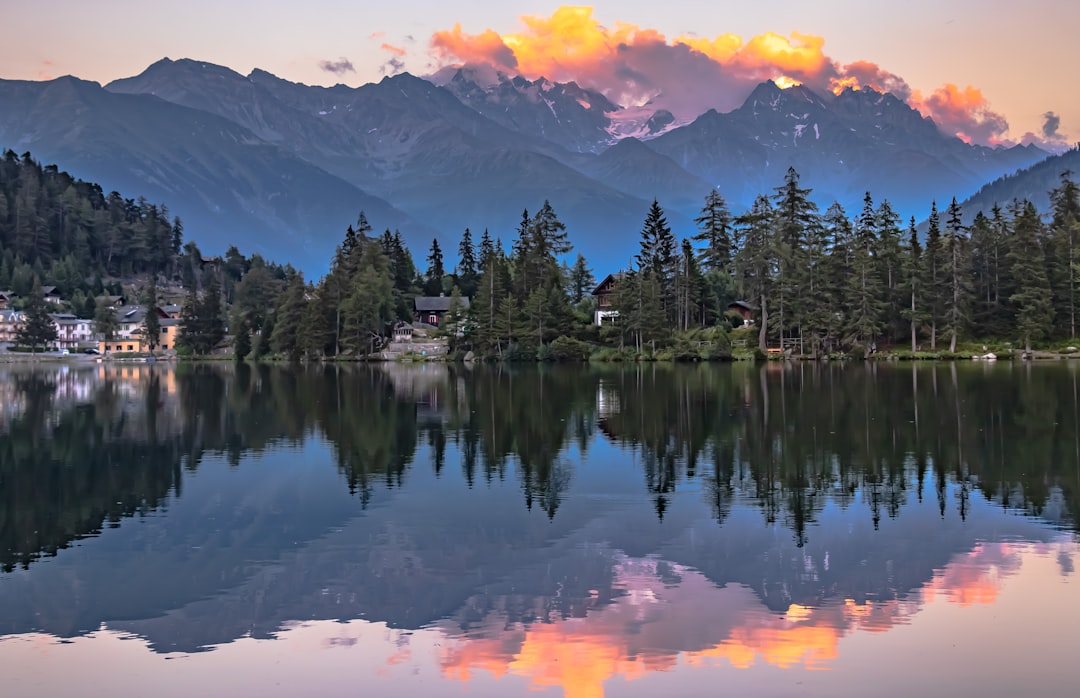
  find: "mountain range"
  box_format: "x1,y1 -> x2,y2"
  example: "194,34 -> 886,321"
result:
0,58 -> 1055,272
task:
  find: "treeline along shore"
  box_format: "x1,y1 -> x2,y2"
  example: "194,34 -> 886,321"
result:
3,148 -> 1080,362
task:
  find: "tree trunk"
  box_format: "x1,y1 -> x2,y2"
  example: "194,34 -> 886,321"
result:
910,290 -> 917,352
757,293 -> 768,351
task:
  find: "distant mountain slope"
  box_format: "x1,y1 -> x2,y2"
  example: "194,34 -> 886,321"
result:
956,146 -> 1080,220
432,64 -> 622,153
0,60 -> 1054,270
647,81 -> 1047,217
0,75 -> 421,271
575,138 -> 714,212
108,59 -> 650,265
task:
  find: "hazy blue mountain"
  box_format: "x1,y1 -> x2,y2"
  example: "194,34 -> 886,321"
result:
108,59 -> 650,266
955,146 -> 1080,221
0,75 -> 421,272
0,61 -> 1055,271
646,80 -> 1047,219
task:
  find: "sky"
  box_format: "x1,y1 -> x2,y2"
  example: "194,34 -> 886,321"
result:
4,0 -> 1077,148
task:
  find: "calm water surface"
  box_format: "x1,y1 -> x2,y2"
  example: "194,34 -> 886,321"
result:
0,362 -> 1077,697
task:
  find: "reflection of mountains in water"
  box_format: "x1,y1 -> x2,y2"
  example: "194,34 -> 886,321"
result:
0,362 -> 1078,654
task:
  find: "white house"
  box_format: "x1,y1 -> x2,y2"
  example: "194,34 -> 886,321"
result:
52,314 -> 94,350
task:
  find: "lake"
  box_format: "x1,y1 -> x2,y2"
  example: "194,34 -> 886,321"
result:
0,361 -> 1077,697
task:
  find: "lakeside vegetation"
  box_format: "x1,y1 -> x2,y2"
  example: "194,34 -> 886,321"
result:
3,148 -> 1080,361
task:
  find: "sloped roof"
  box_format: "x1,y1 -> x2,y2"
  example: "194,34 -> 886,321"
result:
414,296 -> 471,311
592,272 -> 625,295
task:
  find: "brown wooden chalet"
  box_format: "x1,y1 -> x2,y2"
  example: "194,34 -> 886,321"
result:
414,295 -> 470,326
727,300 -> 755,325
591,273 -> 623,325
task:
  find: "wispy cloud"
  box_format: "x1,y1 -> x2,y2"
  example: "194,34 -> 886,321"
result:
318,57 -> 355,75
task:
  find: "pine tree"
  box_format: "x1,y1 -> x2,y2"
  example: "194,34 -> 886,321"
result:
478,228 -> 495,272
922,202 -> 946,350
693,189 -> 734,273
93,297 -> 119,341
15,276 -> 57,353
845,194 -> 887,349
900,217 -> 925,351
142,278 -> 161,354
568,253 -> 595,304
637,199 -> 676,321
943,197 -> 972,352
425,238 -> 445,296
233,319 -> 251,361
456,228 -> 478,298
771,167 -> 817,348
734,195 -> 775,350
1008,200 -> 1053,352
197,274 -> 226,353
271,272 -> 307,361
1049,170 -> 1080,337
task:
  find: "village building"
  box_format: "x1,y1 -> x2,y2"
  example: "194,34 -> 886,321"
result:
727,300 -> 755,326
0,309 -> 21,343
413,296 -> 470,326
99,317 -> 180,354
52,314 -> 94,350
591,273 -> 623,325
0,290 -> 15,310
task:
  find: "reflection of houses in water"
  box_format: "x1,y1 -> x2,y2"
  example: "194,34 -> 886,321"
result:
378,363 -> 462,423
596,378 -> 623,441
0,364 -> 183,438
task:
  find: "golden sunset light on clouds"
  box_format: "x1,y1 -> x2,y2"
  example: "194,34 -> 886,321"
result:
2,1 -> 1076,148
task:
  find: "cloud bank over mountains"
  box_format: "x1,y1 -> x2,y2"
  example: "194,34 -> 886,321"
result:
427,6 -> 1065,149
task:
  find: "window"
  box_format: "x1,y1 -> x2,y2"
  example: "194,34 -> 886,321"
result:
161,344 -> 168,350
127,344 -> 134,351
428,313 -> 438,324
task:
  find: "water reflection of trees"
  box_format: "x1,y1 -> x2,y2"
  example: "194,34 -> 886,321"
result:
2,362 -> 1078,572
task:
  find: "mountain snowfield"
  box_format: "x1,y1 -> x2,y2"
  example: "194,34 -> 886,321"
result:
0,58 -> 1052,271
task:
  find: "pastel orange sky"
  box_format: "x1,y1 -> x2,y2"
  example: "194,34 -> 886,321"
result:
3,1 -> 1076,147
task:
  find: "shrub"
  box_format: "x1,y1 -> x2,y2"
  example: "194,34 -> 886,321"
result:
549,336 -> 592,361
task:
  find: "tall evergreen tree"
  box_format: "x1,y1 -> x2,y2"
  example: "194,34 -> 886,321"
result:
943,197 -> 972,352
637,199 -> 676,321
142,278 -> 161,354
846,193 -> 886,348
270,272 -> 308,361
425,238 -> 445,296
771,167 -> 817,348
922,202 -> 946,350
15,276 -> 57,353
693,189 -> 733,273
733,195 -> 775,350
456,227 -> 478,298
900,217 -> 925,351
568,253 -> 595,304
1008,200 -> 1054,351
1049,170 -> 1080,337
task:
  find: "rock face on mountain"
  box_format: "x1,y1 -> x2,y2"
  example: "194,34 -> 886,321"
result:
0,59 -> 1052,270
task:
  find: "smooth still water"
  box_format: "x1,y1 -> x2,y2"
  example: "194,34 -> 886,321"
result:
0,361 -> 1077,698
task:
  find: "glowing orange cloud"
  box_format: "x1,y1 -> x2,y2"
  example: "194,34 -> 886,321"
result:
428,6 -> 1019,146
380,43 -> 406,57
910,83 -> 1010,145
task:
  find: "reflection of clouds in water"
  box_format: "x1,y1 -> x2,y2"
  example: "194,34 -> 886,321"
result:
924,542 -> 1023,607
436,543 -> 1042,697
